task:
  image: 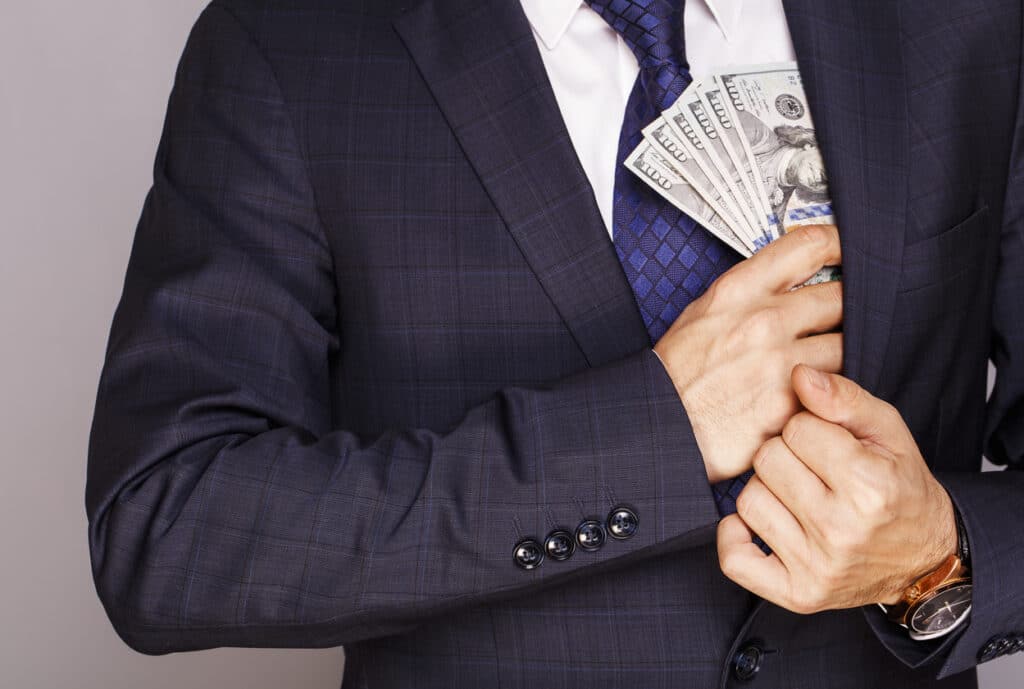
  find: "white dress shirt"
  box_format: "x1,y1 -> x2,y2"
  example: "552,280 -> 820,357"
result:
519,0 -> 797,238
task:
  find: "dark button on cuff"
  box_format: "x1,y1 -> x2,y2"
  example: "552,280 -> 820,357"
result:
513,539 -> 544,570
732,642 -> 763,681
978,635 -> 1012,663
545,530 -> 575,561
575,519 -> 606,551
607,506 -> 639,540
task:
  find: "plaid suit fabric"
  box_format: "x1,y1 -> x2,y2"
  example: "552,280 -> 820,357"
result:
85,0 -> 1024,687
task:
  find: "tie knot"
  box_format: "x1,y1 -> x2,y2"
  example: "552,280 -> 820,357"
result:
585,0 -> 687,70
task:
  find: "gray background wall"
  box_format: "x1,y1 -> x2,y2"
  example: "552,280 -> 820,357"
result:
0,2 -> 1017,688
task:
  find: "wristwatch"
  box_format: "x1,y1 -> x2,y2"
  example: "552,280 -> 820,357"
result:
879,504 -> 972,641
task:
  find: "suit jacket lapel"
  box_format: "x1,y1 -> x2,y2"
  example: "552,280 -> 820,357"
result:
393,0 -> 651,368
782,0 -> 909,394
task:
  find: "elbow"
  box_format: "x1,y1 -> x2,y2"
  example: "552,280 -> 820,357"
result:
91,565 -> 184,656
107,611 -> 182,657
87,501 -> 192,655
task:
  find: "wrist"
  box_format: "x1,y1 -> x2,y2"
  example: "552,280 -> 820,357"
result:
923,487 -> 961,578
878,488 -> 972,641
900,486 -> 959,591
648,347 -> 721,484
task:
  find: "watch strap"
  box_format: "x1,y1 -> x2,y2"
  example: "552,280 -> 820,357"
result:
884,554 -> 965,625
953,502 -> 970,568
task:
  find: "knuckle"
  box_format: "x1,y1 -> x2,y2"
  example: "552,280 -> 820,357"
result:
827,276 -> 843,303
719,551 -> 742,579
782,411 -> 812,446
853,486 -> 887,517
748,306 -> 783,339
794,585 -> 826,614
881,400 -> 903,424
754,436 -> 786,471
792,600 -> 818,615
735,486 -> 756,519
857,476 -> 898,521
706,275 -> 737,309
754,382 -> 790,434
752,441 -> 773,472
795,224 -> 831,250
840,378 -> 865,408
822,278 -> 844,306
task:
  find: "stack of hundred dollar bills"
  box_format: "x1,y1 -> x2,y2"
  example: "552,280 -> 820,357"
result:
627,62 -> 841,283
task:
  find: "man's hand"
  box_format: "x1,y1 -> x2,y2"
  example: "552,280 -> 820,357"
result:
717,365 -> 959,613
653,224 -> 843,483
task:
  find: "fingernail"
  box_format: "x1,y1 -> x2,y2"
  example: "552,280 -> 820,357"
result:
804,366 -> 831,391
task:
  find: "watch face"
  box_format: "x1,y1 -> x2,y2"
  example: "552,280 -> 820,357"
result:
908,584 -> 972,640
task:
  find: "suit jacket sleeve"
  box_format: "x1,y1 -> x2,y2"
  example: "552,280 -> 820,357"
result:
85,3 -> 720,655
859,38 -> 1024,682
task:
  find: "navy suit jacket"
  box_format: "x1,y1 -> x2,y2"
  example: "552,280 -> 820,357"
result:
86,0 -> 1024,687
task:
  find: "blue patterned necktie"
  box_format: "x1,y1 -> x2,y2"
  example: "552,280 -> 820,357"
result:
584,0 -> 754,521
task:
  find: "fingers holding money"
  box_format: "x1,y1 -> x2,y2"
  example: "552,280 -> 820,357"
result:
779,278 -> 843,337
742,224 -> 841,293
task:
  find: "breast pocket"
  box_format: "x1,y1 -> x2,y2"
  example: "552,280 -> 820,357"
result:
892,202 -> 993,326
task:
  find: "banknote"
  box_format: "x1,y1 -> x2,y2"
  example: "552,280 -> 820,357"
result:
624,61 -> 840,284
711,62 -> 835,231
676,84 -> 771,248
660,98 -> 760,245
697,83 -> 781,243
641,117 -> 757,252
625,141 -> 753,258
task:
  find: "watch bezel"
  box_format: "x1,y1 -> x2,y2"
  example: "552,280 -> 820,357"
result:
905,579 -> 973,640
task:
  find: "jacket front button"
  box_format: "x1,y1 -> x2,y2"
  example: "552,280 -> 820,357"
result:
575,520 -> 606,551
513,539 -> 544,570
607,506 -> 639,540
545,530 -> 575,561
732,642 -> 763,681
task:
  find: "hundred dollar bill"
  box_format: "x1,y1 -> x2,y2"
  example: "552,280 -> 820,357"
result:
625,141 -> 753,258
697,83 -> 782,243
711,62 -> 835,231
641,116 -> 757,252
661,97 -> 760,245
673,84 -> 768,248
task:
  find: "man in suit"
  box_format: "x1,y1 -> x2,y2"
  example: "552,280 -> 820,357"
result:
86,0 -> 1024,687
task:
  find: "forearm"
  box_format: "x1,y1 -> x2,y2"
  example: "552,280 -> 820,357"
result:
87,341 -> 718,653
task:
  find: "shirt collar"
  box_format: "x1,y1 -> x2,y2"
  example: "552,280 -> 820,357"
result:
704,0 -> 741,42
520,0 -> 581,52
519,0 -> 738,51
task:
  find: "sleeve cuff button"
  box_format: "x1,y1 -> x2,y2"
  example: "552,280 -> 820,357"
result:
607,506 -> 639,540
513,539 -> 544,570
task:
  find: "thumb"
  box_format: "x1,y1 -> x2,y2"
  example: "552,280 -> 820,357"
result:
791,364 -> 901,444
